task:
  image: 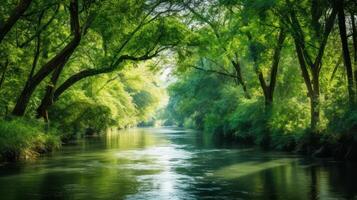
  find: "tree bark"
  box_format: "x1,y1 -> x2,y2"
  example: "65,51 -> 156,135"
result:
351,12 -> 357,94
36,60 -> 67,120
53,68 -> 103,101
12,0 -> 81,116
231,60 -> 250,99
294,40 -> 316,129
330,55 -> 343,81
352,14 -> 357,63
311,68 -> 320,131
0,60 -> 9,90
0,0 -> 32,42
267,30 -> 286,104
288,2 -> 337,131
248,30 -> 285,109
337,1 -> 355,105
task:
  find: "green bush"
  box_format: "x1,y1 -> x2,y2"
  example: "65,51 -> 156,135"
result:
0,118 -> 61,161
269,98 -> 310,150
327,107 -> 357,136
49,100 -> 115,140
324,107 -> 357,158
228,99 -> 267,145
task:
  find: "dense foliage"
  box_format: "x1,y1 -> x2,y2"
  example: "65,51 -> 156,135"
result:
0,0 -> 182,160
0,118 -> 60,161
0,0 -> 357,161
165,0 -> 357,159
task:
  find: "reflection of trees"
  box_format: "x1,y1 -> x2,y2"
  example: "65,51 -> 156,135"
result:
0,128 -> 173,199
212,160 -> 315,199
309,166 -> 318,200
2,129 -> 357,199
105,128 -> 167,149
4,154 -> 143,199
326,163 -> 357,199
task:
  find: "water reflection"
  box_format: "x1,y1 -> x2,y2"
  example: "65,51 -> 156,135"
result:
0,127 -> 356,200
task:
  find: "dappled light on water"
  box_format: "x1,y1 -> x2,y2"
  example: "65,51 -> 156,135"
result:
0,127 -> 357,200
213,158 -> 297,180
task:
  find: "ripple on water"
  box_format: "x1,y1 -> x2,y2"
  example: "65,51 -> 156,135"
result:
1,128 -> 357,200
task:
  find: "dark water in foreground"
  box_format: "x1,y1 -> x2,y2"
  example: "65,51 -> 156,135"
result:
0,127 -> 357,200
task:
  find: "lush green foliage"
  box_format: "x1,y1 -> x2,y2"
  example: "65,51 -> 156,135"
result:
50,65 -> 166,139
0,118 -> 61,161
165,0 -> 357,159
0,0 -> 357,161
0,0 -> 176,160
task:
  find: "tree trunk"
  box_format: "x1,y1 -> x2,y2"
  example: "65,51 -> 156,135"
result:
36,60 -> 66,120
250,30 -> 285,110
337,1 -> 355,105
352,14 -> 357,63
0,0 -> 32,42
288,2 -> 336,131
11,0 -> 81,116
12,37 -> 80,116
52,53 -> 161,102
264,90 -> 273,109
241,81 -> 250,99
294,40 -> 316,130
0,60 -> 9,89
268,30 -> 286,102
351,13 -> 357,94
53,69 -> 99,101
311,69 -> 320,131
231,60 -> 250,99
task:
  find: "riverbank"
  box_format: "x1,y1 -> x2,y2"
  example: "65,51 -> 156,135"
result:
0,116 -> 133,162
0,118 -> 61,161
1,106 -> 356,162
167,96 -> 357,161
0,127 -> 357,200
211,115 -> 357,161
1,120 -> 356,162
216,130 -> 357,161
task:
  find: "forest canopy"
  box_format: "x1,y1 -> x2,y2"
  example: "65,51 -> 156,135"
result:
0,0 -> 357,160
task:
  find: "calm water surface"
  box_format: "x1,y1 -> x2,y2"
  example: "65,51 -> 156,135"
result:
0,127 -> 357,200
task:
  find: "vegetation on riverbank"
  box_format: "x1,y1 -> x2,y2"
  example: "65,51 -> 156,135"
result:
164,0 -> 357,160
0,64 -> 166,161
0,118 -> 60,161
1,0 -> 357,161
166,70 -> 357,159
0,0 -> 175,161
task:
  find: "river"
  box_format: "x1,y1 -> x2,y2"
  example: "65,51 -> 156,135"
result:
0,127 -> 356,200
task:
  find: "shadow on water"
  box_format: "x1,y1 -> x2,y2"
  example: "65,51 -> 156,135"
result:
0,127 -> 357,200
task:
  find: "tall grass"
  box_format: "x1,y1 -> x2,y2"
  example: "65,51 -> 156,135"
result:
0,118 -> 61,161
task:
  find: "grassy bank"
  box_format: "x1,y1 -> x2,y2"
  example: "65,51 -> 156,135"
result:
0,118 -> 61,161
207,107 -> 357,161
166,85 -> 357,161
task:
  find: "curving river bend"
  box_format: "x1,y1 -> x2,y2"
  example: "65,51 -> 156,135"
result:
0,127 -> 357,200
